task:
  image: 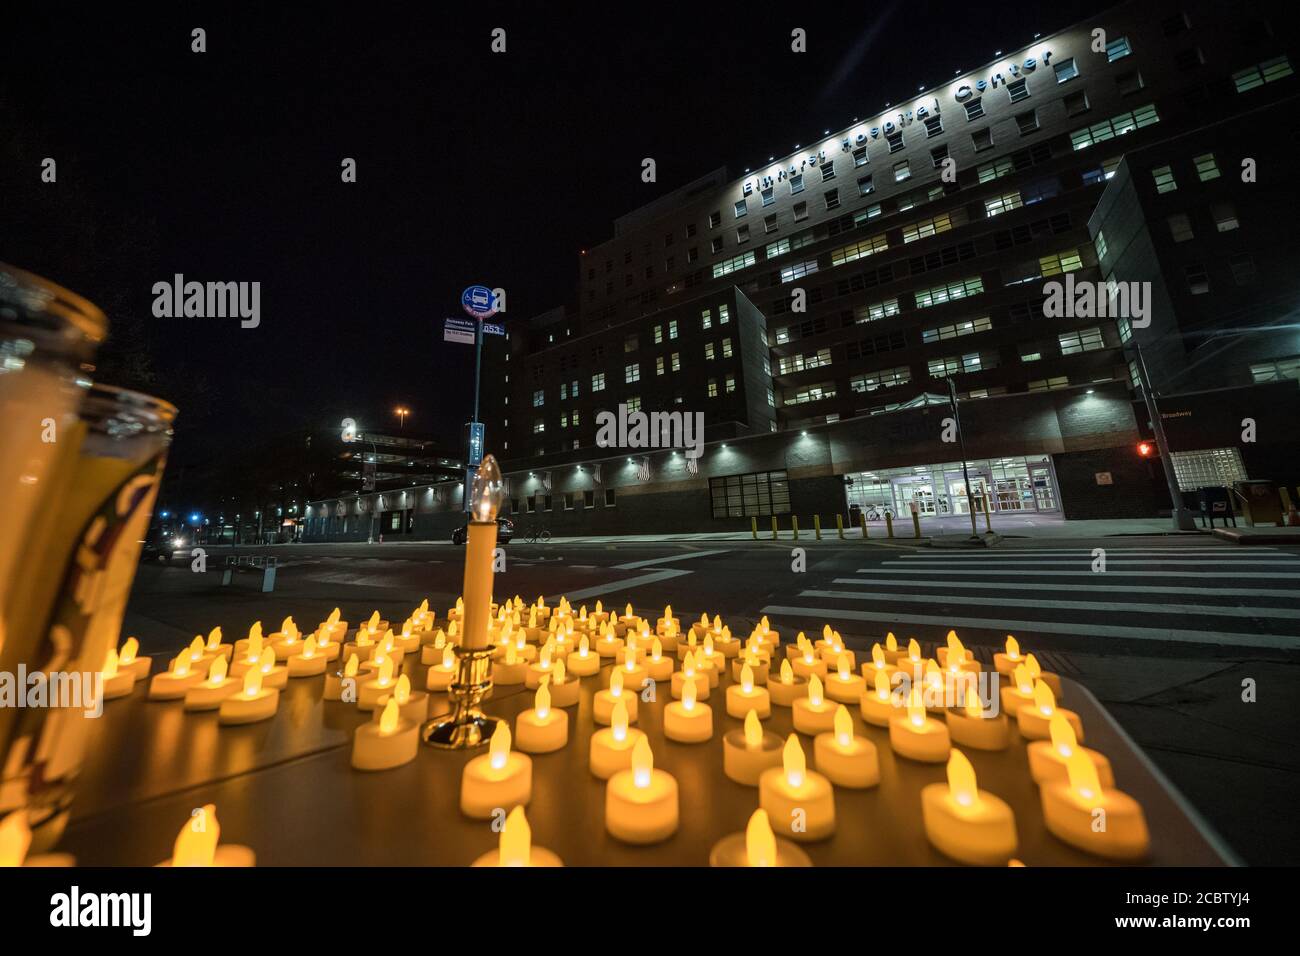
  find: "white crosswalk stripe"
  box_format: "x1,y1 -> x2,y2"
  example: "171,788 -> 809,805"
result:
762,546 -> 1300,650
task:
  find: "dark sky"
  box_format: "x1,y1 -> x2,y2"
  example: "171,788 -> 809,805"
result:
3,0 -> 1110,471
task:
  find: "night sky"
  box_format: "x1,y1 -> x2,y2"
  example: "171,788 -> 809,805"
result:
4,0 -> 1108,475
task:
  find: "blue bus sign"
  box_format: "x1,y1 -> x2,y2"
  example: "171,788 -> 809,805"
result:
461,285 -> 498,319
465,421 -> 485,466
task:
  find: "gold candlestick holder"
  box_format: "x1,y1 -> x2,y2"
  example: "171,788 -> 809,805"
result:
422,644 -> 502,749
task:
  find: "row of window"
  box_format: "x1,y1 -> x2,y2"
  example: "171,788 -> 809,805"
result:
515,488 -> 617,514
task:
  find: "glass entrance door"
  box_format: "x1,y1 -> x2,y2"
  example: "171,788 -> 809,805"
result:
893,479 -> 938,517
1030,465 -> 1058,511
947,472 -> 991,514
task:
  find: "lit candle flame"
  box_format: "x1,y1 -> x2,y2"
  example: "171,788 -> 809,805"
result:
242,665 -> 263,698
782,735 -> 805,788
499,806 -> 531,867
540,644 -> 552,668
188,635 -> 204,663
682,673 -> 697,710
505,642 -> 517,666
207,626 -> 223,650
745,809 -> 777,867
964,685 -> 984,719
172,652 -> 190,678
394,673 -> 410,705
885,632 -> 897,653
907,686 -> 926,728
377,657 -> 394,687
535,682 -> 551,720
302,636 -> 318,660
611,699 -> 629,742
907,638 -> 921,663
1066,750 -> 1103,801
822,624 -> 832,641
379,698 -> 399,734
171,803 -> 219,866
744,710 -> 763,749
780,659 -> 794,685
1005,635 -> 1020,659
1025,653 -> 1042,681
623,648 -> 636,670
1013,663 -> 1033,696
208,655 -> 228,685
101,648 -> 120,680
609,668 -> 623,697
1033,680 -> 1055,716
651,638 -> 662,662
947,749 -> 979,808
344,654 -> 359,678
578,636 -> 590,658
440,647 -> 455,669
837,652 -> 850,681
258,647 -> 275,675
834,705 -> 853,748
367,610 -> 380,631
488,721 -> 511,770
872,644 -> 886,671
682,651 -> 696,677
631,737 -> 653,788
741,664 -> 754,694
120,637 -> 139,664
1049,712 -> 1076,758
808,674 -> 824,708
874,670 -> 891,701
552,658 -> 567,684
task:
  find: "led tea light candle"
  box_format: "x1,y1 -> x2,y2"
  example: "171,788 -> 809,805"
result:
611,646 -> 648,694
472,806 -> 562,867
814,705 -> 880,789
881,632 -> 904,664
1028,713 -> 1114,788
552,619 -> 576,659
461,723 -> 532,818
379,673 -> 428,725
670,651 -> 710,701
859,642 -> 897,685
625,628 -> 649,664
689,612 -> 712,641
658,621 -> 681,654
723,710 -> 784,785
664,675 -> 713,743
731,646 -> 771,685
218,666 -> 279,724
508,625 -> 536,662
725,663 -> 771,719
359,657 -> 399,711
922,750 -> 1018,865
351,698 -> 418,771
148,652 -> 204,700
586,599 -> 609,628
392,619 -> 421,655
184,656 -> 240,710
1041,752 -> 1149,860
594,668 -> 639,725
361,633 -> 403,675
1024,653 -> 1063,699
938,635 -> 981,676
589,699 -> 645,779
859,670 -> 902,727
713,625 -> 741,659
544,660 -> 579,708
655,605 -> 680,640
515,682 -> 569,754
825,652 -> 866,704
1000,663 -> 1037,717
286,636 -> 327,677
565,635 -> 600,677
698,635 -> 722,687
769,659 -> 807,708
230,629 -> 267,679
676,631 -> 699,662
117,636 -> 152,680
792,675 -> 836,734
320,607 -> 348,643
920,660 -> 950,715
325,654 -> 360,700
269,616 -> 304,661
100,648 -> 137,700
233,620 -> 264,659
157,804 -> 254,868
595,622 -> 625,658
709,808 -> 812,868
889,686 -> 951,763
182,635 -> 210,673
1016,681 -> 1083,742
759,735 -> 835,842
425,646 -> 457,692
254,647 -> 288,689
898,637 -> 925,673
494,640 -> 528,686
312,625 -> 341,662
525,642 -> 557,689
792,642 -> 828,681
645,638 -> 674,682
993,635 -> 1023,675
946,682 -> 1009,751
605,737 -> 679,844
344,624 -> 378,664
420,629 -> 449,666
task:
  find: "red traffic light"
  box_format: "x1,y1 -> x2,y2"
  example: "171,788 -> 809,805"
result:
1137,441 -> 1156,458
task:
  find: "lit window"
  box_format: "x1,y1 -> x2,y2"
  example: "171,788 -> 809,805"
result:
1232,56 -> 1293,93
1152,165 -> 1177,193
789,174 -> 805,195
1070,104 -> 1159,150
704,342 -> 715,361
668,320 -> 678,339
914,277 -> 984,309
1107,37 -> 1132,61
1094,229 -> 1109,260
857,174 -> 874,196
725,374 -> 736,393
1212,202 -> 1239,232
624,363 -> 639,383
719,304 -> 730,324
722,337 -> 733,358
893,160 -> 911,183
711,251 -> 756,278
656,356 -> 665,376
734,199 -> 747,218
1058,327 -> 1105,354
626,396 -> 641,412
780,259 -> 819,283
591,372 -> 606,392
1054,58 -> 1079,83
671,352 -> 680,372
1194,153 -> 1221,181
902,214 -> 953,243
830,234 -> 888,265
707,379 -> 718,398
984,191 -> 1023,217
1039,249 -> 1084,277
532,389 -> 544,407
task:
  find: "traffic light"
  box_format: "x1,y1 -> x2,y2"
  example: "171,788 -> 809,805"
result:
1137,440 -> 1158,458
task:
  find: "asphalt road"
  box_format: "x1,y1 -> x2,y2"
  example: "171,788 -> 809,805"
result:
122,534 -> 1300,864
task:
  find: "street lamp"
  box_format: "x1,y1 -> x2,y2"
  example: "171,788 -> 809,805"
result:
394,406 -> 410,429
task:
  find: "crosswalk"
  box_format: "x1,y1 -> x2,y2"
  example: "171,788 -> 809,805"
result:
762,546 -> 1300,651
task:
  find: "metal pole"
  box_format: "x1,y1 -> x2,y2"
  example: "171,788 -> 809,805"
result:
946,377 -> 980,540
1133,343 -> 1197,531
466,321 -> 484,514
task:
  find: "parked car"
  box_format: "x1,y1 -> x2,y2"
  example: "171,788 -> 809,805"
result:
451,516 -> 514,545
140,528 -> 187,562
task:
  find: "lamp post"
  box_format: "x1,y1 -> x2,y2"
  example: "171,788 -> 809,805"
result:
394,406 -> 409,430
1127,342 -> 1198,531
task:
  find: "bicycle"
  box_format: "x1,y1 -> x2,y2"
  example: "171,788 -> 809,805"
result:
523,525 -> 551,544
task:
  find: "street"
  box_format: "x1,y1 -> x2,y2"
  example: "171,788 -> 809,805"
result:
122,533 -> 1300,864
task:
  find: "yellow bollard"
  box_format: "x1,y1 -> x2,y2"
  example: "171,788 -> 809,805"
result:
814,515 -> 822,540
751,516 -> 758,540
859,512 -> 869,539
912,510 -> 921,539
791,515 -> 800,540
1281,487 -> 1294,512
885,513 -> 894,538
835,514 -> 845,539
982,494 -> 994,534
771,516 -> 778,541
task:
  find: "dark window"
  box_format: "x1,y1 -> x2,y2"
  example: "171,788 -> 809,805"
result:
709,470 -> 792,518
964,98 -> 984,120
604,488 -> 617,506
